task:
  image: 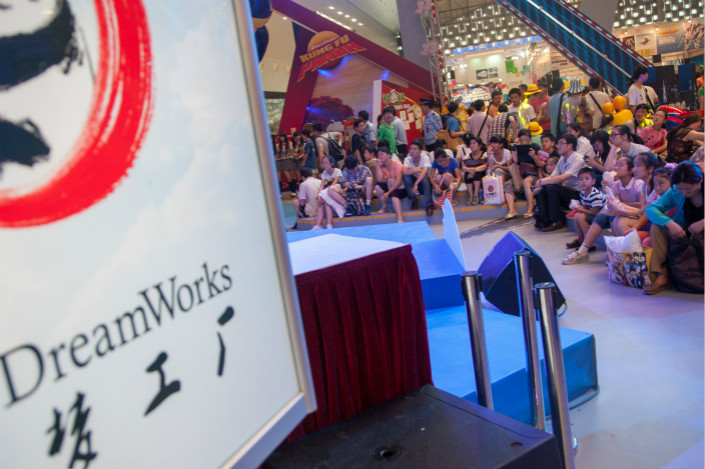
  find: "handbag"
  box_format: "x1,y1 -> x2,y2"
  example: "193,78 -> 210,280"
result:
435,128 -> 459,151
482,172 -> 505,205
606,247 -> 652,289
668,234 -> 704,293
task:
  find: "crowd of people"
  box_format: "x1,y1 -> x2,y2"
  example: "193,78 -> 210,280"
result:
276,69 -> 703,294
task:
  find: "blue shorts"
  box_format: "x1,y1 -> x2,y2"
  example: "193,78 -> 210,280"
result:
592,212 -> 613,229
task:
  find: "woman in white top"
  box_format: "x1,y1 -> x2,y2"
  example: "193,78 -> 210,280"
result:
313,155 -> 345,229
626,65 -> 649,115
487,135 -> 512,181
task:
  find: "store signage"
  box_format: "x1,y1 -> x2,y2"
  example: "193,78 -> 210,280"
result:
453,35 -> 543,55
1,1 -> 313,468
297,31 -> 366,82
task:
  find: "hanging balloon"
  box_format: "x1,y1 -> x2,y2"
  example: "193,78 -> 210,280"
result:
250,0 -> 272,61
254,27 -> 269,62
602,102 -> 615,115
613,95 -> 627,111
251,0 -> 272,29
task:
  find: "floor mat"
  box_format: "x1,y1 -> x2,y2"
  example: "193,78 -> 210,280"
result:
460,216 -> 535,238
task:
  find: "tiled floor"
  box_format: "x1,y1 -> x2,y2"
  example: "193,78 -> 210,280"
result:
436,219 -> 704,469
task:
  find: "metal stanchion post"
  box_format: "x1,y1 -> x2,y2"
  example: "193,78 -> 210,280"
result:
461,271 -> 493,410
535,282 -> 576,469
514,250 -> 545,431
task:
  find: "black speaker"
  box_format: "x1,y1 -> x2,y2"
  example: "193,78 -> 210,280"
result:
264,385 -> 562,469
478,231 -> 566,316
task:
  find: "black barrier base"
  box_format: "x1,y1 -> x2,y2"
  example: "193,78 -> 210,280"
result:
263,385 -> 562,469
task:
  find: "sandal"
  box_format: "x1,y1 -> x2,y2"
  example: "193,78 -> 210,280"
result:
426,204 -> 434,216
523,212 -> 534,219
471,196 -> 479,205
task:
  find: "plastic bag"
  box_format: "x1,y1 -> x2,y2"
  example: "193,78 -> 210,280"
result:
603,230 -> 644,253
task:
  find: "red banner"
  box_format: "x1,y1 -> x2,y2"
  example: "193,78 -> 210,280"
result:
378,80 -> 424,143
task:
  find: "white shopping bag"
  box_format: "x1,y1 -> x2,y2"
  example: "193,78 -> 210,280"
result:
482,173 -> 505,205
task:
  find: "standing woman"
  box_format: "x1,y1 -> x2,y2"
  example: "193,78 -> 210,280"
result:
665,113 -> 704,164
626,65 -> 649,114
638,108 -> 668,156
292,131 -> 306,167
644,161 -> 704,294
275,133 -> 299,195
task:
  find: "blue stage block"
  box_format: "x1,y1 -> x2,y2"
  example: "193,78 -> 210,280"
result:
426,305 -> 598,425
412,239 -> 466,310
286,221 -> 436,245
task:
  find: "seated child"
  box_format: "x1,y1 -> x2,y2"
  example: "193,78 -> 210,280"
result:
565,167 -> 606,249
627,165 -> 674,247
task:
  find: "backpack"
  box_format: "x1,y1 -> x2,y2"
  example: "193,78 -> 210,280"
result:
324,136 -> 345,162
668,235 -> 704,293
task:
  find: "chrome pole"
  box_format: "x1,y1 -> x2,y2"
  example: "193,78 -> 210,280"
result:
535,282 -> 576,469
461,271 -> 493,410
514,250 -> 545,431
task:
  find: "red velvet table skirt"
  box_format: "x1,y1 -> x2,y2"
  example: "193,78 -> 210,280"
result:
287,244 -> 433,440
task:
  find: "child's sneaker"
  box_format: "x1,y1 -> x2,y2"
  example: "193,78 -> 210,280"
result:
562,250 -> 589,265
325,223 -> 333,229
311,225 -> 322,230
364,204 -> 371,215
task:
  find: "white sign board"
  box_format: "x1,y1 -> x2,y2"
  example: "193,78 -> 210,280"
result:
0,1 -> 314,468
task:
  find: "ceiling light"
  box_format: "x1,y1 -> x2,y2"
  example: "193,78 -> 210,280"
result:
337,11 -> 343,15
345,14 -> 350,17
328,5 -> 334,9
352,18 -> 357,22
358,23 -> 363,26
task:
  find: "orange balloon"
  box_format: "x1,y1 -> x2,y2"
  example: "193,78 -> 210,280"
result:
602,102 -> 615,115
613,109 -> 633,126
613,96 -> 627,111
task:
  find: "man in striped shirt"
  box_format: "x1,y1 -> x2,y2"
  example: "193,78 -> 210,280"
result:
487,104 -> 517,144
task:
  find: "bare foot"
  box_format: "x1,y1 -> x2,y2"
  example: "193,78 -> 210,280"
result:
377,208 -> 387,214
397,217 -> 405,223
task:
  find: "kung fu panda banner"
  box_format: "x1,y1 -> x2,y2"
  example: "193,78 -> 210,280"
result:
0,1 -> 310,467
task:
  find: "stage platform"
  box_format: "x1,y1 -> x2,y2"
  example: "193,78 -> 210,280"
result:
291,190 -> 530,229
426,305 -> 598,426
285,220 -> 599,425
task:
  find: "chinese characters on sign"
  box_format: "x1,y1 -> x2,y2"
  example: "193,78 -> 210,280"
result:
40,298 -> 236,468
